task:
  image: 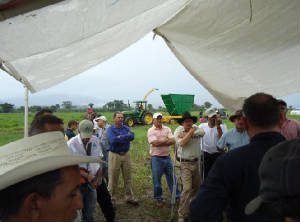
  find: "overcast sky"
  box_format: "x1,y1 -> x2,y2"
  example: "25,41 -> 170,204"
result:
0,33 -> 299,109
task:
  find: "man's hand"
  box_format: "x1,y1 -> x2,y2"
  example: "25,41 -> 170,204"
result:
178,133 -> 185,138
87,174 -> 95,183
215,117 -> 222,126
117,135 -> 121,139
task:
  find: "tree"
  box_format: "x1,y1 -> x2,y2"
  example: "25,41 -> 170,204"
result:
62,101 -> 72,110
0,103 -> 14,113
29,106 -> 42,113
204,101 -> 212,109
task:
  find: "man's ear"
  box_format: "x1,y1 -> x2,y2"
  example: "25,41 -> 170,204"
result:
21,193 -> 44,220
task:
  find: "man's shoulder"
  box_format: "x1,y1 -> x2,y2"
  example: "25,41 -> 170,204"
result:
199,123 -> 208,128
174,125 -> 184,132
67,135 -> 79,146
288,118 -> 300,126
162,125 -> 172,131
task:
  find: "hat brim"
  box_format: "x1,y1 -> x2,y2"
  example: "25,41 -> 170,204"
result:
0,155 -> 106,190
80,132 -> 93,139
229,114 -> 242,122
245,196 -> 263,215
178,116 -> 198,125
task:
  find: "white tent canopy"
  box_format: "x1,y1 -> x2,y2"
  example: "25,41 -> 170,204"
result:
0,0 -> 299,111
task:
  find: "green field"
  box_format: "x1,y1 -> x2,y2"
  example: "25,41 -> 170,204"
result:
0,111 -> 299,221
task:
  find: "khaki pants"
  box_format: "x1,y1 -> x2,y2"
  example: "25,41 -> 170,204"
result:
178,161 -> 201,218
108,151 -> 134,201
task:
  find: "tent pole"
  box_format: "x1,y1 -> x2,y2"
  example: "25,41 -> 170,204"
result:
24,86 -> 29,137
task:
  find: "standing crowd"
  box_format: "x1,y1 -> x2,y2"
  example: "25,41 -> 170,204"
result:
0,93 -> 299,222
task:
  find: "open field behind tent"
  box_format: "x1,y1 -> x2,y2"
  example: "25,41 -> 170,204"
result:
0,111 -> 299,221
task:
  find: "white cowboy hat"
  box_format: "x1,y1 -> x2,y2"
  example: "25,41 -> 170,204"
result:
0,131 -> 105,190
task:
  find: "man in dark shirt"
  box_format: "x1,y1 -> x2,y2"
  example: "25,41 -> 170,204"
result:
65,120 -> 78,141
190,92 -> 285,222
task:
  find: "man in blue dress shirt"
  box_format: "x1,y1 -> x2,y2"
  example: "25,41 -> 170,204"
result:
217,110 -> 250,152
107,111 -> 138,206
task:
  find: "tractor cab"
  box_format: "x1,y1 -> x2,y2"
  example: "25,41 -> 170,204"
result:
122,101 -> 153,127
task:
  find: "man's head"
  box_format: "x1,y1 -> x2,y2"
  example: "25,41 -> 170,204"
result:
278,99 -> 288,119
0,132 -> 102,222
68,120 -> 78,131
29,115 -> 64,136
178,111 -> 197,131
113,111 -> 124,127
242,93 -> 280,130
230,110 -> 245,131
205,108 -> 217,125
245,138 -> 300,221
153,112 -> 163,128
78,120 -> 94,145
95,116 -> 107,128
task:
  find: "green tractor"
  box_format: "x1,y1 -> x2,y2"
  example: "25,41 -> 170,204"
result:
122,101 -> 153,127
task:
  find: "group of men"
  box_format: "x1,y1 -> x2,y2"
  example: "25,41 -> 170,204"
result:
0,93 -> 299,222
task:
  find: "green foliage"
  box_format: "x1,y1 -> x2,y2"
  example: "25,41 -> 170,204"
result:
0,103 -> 14,113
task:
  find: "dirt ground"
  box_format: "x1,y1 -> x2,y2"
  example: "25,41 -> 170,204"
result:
94,183 -> 180,222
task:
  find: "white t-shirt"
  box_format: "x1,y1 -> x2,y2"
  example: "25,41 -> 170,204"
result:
199,123 -> 227,154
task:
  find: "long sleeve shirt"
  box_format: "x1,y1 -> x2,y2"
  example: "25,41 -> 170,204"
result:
107,124 -> 134,152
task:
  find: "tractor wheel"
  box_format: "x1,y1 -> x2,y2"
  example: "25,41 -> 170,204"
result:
169,119 -> 176,124
125,117 -> 135,127
142,112 -> 153,125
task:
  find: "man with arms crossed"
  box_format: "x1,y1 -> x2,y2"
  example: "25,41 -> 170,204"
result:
147,112 -> 180,207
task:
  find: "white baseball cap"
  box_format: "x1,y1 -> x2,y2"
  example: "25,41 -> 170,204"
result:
153,112 -> 163,119
205,108 -> 217,118
0,131 -> 105,191
95,116 -> 107,122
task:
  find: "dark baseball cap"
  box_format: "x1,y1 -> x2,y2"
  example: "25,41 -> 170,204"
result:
245,138 -> 300,215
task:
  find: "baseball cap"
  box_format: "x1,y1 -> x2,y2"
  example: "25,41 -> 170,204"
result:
245,138 -> 300,215
153,112 -> 163,119
0,131 -> 105,190
95,116 -> 107,122
205,108 -> 216,118
79,120 -> 94,139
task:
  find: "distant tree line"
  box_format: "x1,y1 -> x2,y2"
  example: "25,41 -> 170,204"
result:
0,100 -> 239,113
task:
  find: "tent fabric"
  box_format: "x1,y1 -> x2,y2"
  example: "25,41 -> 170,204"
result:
0,0 -> 190,92
155,0 -> 299,111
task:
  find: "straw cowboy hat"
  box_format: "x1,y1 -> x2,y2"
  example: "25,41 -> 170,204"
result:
178,111 -> 198,125
229,110 -> 243,122
0,131 -> 105,190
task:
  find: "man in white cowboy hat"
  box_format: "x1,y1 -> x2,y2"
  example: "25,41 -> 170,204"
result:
174,111 -> 205,222
0,131 -> 103,222
67,120 -> 104,222
147,112 -> 180,207
199,108 -> 227,178
217,110 -> 250,152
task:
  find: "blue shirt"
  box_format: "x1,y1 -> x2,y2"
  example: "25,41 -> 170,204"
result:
217,127 -> 250,151
190,132 -> 285,222
107,124 -> 134,153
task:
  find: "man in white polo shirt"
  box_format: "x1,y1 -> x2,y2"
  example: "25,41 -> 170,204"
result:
68,120 -> 103,222
147,112 -> 180,207
199,108 -> 227,178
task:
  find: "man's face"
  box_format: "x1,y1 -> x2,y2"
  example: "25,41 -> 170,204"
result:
208,115 -> 216,125
114,113 -> 124,126
279,104 -> 287,117
234,116 -> 245,130
182,118 -> 194,131
81,137 -> 90,146
38,166 -> 83,222
97,120 -> 105,128
153,116 -> 163,128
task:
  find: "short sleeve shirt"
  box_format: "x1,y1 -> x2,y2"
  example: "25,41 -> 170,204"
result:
217,127 -> 250,151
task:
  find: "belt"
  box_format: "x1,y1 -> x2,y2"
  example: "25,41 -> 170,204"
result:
112,151 -> 128,155
152,155 -> 169,159
176,157 -> 198,162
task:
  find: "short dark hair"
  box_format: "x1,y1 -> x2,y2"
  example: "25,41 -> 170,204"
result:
277,99 -> 287,107
68,120 -> 78,128
243,93 -> 280,128
113,111 -> 123,118
0,169 -> 62,219
29,115 -> 64,136
33,109 -> 53,120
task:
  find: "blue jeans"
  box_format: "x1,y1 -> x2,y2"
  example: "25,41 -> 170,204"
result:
150,156 -> 180,201
80,184 -> 97,222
